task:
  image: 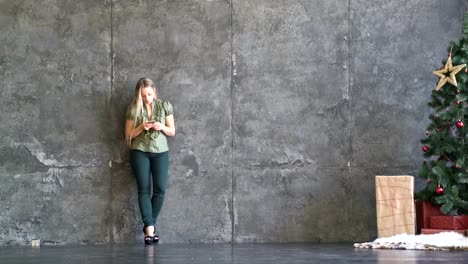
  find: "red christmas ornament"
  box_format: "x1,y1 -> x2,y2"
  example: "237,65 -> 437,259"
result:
456,101 -> 461,105
425,131 -> 430,136
422,146 -> 429,152
456,121 -> 464,128
435,186 -> 444,195
435,115 -> 439,119
456,89 -> 461,94
455,164 -> 460,169
427,179 -> 431,183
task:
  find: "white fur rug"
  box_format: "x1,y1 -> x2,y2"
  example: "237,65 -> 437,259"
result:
354,232 -> 468,251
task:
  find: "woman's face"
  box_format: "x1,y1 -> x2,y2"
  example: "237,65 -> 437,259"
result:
141,87 -> 155,104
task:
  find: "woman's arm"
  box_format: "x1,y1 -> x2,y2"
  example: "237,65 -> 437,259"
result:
125,120 -> 146,140
155,115 -> 175,137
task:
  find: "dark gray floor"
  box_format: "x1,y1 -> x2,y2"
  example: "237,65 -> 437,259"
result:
0,243 -> 467,264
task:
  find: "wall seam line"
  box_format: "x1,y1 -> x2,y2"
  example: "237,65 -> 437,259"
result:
347,0 -> 353,174
229,0 -> 235,244
347,0 -> 355,238
108,0 -> 115,244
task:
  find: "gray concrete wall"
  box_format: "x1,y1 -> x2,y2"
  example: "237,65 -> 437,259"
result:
0,0 -> 465,245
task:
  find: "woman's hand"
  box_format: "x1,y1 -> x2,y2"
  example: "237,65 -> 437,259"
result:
152,122 -> 164,131
143,122 -> 155,131
139,116 -> 175,136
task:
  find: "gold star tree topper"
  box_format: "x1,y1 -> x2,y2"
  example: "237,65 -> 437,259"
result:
433,54 -> 466,90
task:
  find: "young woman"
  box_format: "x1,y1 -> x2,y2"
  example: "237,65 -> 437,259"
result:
125,78 -> 175,245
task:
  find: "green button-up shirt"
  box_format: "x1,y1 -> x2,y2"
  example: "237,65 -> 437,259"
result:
126,100 -> 173,153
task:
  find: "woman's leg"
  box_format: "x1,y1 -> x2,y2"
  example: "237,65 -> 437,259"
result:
149,151 -> 169,225
130,150 -> 155,227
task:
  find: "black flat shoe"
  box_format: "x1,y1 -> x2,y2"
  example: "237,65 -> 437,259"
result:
144,235 -> 153,245
152,235 -> 159,244
143,226 -> 159,244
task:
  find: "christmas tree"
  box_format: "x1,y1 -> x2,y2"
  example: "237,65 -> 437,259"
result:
418,13 -> 468,215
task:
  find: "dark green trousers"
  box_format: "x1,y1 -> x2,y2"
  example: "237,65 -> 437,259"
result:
130,150 -> 169,227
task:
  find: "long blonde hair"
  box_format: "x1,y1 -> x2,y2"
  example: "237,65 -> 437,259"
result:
126,78 -> 157,147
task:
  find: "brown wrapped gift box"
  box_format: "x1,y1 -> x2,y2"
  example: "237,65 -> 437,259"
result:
375,176 -> 415,238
